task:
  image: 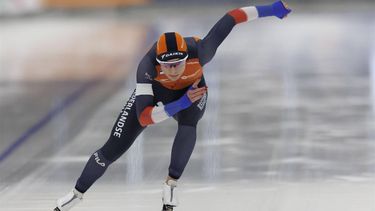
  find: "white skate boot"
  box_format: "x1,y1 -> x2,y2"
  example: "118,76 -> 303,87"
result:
162,180 -> 178,211
53,188 -> 83,211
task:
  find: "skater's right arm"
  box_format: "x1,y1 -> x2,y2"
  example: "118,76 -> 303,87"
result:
136,57 -> 206,127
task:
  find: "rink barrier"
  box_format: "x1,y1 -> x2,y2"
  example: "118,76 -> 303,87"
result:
0,79 -> 101,163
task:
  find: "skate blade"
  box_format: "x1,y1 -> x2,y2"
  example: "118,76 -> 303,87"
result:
54,207 -> 61,211
162,205 -> 174,211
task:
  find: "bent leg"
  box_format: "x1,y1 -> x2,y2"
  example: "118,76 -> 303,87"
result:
168,124 -> 198,179
169,92 -> 207,179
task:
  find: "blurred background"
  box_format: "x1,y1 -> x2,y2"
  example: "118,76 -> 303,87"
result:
0,0 -> 375,210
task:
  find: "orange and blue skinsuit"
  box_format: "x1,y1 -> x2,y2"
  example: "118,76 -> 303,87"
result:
73,1 -> 291,193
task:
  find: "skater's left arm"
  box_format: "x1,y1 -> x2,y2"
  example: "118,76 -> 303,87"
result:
197,0 -> 291,66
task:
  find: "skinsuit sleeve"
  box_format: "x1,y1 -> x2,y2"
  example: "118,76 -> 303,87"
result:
197,0 -> 291,66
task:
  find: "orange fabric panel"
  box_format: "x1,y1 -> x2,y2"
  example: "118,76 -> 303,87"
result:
155,58 -> 203,90
176,33 -> 187,52
157,34 -> 168,55
139,106 -> 154,127
228,8 -> 248,24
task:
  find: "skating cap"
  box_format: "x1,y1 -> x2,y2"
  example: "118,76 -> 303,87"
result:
156,32 -> 188,63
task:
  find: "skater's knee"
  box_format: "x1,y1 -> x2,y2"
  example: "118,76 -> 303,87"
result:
100,138 -> 127,163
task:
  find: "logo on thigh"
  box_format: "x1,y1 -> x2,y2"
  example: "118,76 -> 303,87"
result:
113,92 -> 136,138
197,93 -> 207,110
94,152 -> 106,167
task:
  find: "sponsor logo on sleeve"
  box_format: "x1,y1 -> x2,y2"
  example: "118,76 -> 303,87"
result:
145,72 -> 153,81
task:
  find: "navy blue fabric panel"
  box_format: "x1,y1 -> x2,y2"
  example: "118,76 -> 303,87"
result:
75,150 -> 111,193
168,125 -> 197,179
136,52 -> 157,119
185,37 -> 199,59
165,32 -> 178,51
136,47 -> 157,84
198,14 -> 236,66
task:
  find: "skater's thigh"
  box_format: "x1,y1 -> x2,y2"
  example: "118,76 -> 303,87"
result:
101,90 -> 145,162
174,92 -> 208,126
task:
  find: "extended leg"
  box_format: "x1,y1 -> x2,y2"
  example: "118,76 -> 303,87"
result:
54,90 -> 145,211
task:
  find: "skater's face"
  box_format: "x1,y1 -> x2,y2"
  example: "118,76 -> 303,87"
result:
159,58 -> 186,81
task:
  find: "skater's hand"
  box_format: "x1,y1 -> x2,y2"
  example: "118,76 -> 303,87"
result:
163,79 -> 207,117
186,79 -> 207,103
272,1 -> 292,19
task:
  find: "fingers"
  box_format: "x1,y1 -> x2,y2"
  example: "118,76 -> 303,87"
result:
190,86 -> 207,95
282,1 -> 292,16
187,86 -> 207,103
189,92 -> 206,102
275,1 -> 292,19
189,88 -> 207,99
187,78 -> 207,102
190,86 -> 207,94
281,1 -> 290,10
